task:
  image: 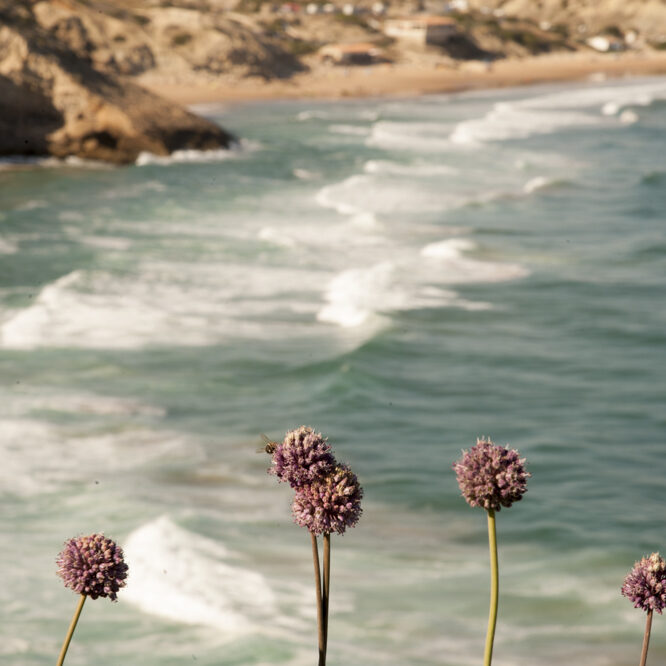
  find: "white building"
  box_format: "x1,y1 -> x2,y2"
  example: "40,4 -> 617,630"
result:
384,15 -> 458,47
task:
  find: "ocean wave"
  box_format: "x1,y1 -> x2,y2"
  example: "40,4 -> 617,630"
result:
363,159 -> 458,177
450,102 -> 599,146
619,109 -> 639,124
316,247 -> 510,328
449,80 -> 666,147
122,516 -> 277,633
257,226 -> 297,248
292,167 -> 320,180
6,391 -> 165,419
317,262 -> 397,328
135,146 -> 240,167
519,79 -> 666,111
0,263 -> 329,350
315,174 -> 462,216
366,120 -> 454,152
522,176 -> 567,194
420,238 -> 529,284
328,124 -> 371,136
0,238 -> 18,254
0,419 -> 199,497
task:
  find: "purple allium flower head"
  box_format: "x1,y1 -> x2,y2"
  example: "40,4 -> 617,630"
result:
452,437 -> 530,512
56,534 -> 128,601
269,425 -> 336,489
622,553 -> 666,614
292,463 -> 363,536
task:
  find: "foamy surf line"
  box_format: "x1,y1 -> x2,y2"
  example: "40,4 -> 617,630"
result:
122,517 -> 279,634
315,239 -> 527,328
449,79 -> 666,146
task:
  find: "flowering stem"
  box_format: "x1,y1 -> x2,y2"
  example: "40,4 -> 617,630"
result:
323,533 -> 331,655
484,509 -> 498,666
56,594 -> 86,666
639,609 -> 653,666
311,533 -> 325,666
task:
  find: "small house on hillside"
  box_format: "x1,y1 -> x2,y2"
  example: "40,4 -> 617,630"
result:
384,15 -> 458,47
318,42 -> 386,65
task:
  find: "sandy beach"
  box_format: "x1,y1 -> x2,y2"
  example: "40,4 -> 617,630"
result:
141,50 -> 666,106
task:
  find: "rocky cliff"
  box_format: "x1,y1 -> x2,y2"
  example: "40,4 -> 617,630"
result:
0,2 -> 235,164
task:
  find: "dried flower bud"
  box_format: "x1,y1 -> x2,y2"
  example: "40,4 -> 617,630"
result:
269,425 -> 336,489
56,534 -> 128,601
622,553 -> 666,614
453,437 -> 529,512
292,463 -> 363,536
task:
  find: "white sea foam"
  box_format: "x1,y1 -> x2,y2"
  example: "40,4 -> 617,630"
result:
366,121 -> 454,152
0,419 -> 198,496
517,80 -> 666,111
420,238 -> 528,284
450,102 -> 598,146
15,200 -> 47,211
0,262 -> 328,349
363,159 -> 458,177
317,262 -> 397,327
0,238 -> 18,254
328,124 -> 371,136
619,109 -> 639,124
421,238 -> 476,258
523,176 -> 553,194
122,516 -> 277,634
296,110 -> 329,121
6,391 -> 165,418
601,101 -> 620,116
292,167 -> 320,180
316,246 -> 508,328
135,147 -> 239,167
257,226 -> 297,248
450,80 -> 666,146
316,174 -> 461,216
78,235 -> 133,250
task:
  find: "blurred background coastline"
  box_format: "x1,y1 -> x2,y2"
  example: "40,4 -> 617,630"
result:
2,0 -> 666,163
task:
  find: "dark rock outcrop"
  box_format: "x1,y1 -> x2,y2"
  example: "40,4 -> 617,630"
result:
0,3 -> 234,164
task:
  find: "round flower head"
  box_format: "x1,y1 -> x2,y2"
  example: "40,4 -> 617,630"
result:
292,463 -> 363,536
269,425 -> 336,489
453,437 -> 529,512
622,552 -> 666,614
57,534 -> 128,601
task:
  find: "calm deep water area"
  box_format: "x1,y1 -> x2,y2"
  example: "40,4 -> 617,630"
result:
1,76 -> 665,666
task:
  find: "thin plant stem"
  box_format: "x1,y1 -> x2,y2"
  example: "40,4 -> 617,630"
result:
484,509 -> 498,666
323,533 -> 331,655
56,594 -> 86,666
639,609 -> 653,666
311,533 -> 325,666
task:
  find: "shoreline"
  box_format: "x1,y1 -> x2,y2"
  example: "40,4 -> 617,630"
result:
140,50 -> 666,107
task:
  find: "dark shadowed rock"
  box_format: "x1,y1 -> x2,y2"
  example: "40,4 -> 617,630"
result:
0,3 -> 234,164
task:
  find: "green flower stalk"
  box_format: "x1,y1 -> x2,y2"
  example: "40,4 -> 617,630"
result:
266,427 -> 363,666
453,437 -> 529,666
55,534 -> 128,666
622,553 -> 666,666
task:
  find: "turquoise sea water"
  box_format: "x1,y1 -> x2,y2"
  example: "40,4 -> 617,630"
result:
1,75 -> 665,666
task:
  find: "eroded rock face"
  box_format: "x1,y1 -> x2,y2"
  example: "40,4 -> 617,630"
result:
0,4 -> 234,164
